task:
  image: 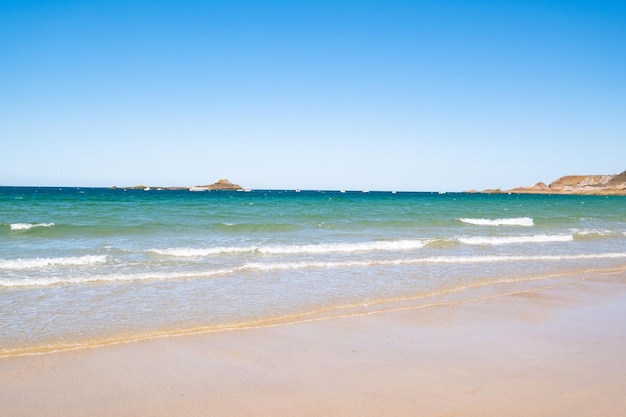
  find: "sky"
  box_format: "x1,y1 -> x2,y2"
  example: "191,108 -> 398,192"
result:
1,0 -> 625,191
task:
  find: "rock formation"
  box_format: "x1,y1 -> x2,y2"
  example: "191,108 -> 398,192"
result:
480,171 -> 626,195
190,179 -> 243,191
119,179 -> 244,191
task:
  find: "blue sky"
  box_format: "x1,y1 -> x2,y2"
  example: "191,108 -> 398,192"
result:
1,0 -> 625,191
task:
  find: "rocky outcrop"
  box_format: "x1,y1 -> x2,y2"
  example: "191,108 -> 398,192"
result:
606,171 -> 626,187
511,182 -> 550,193
118,179 -> 244,191
481,171 -> 626,196
190,179 -> 243,191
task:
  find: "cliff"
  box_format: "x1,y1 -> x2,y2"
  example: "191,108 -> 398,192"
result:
482,171 -> 626,196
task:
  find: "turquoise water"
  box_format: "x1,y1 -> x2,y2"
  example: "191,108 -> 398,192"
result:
1,187 -> 625,356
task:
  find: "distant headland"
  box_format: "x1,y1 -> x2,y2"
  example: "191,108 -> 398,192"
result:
112,179 -> 244,191
472,170 -> 626,196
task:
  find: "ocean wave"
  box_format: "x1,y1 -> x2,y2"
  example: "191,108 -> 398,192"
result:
261,240 -> 428,254
150,247 -> 256,257
243,252 -> 626,271
9,222 -> 56,231
457,234 -> 574,245
571,229 -> 620,239
0,255 -> 107,270
149,240 -> 429,257
0,268 -> 235,288
213,222 -> 303,233
458,217 -> 534,226
4,252 -> 625,288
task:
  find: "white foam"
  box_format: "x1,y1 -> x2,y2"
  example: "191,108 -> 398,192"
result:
4,252 -> 626,288
260,240 -> 428,254
150,240 -> 429,257
0,268 -> 235,288
459,217 -> 534,226
0,255 -> 107,270
458,234 -> 574,246
150,247 -> 256,257
425,252 -> 626,264
571,229 -> 618,238
9,222 -> 56,231
244,260 -> 372,271
243,252 -> 626,271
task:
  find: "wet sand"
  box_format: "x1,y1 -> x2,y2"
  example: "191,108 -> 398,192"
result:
1,271 -> 625,417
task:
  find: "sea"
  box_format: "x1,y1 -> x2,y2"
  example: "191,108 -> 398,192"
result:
1,187 -> 625,357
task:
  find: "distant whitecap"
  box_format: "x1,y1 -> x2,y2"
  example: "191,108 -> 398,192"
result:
10,222 -> 56,231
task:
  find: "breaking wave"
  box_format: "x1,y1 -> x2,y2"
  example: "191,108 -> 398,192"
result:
459,217 -> 534,226
4,252 -> 625,288
149,240 -> 429,257
0,268 -> 234,288
9,222 -> 56,231
0,255 -> 107,270
243,252 -> 626,271
458,234 -> 574,245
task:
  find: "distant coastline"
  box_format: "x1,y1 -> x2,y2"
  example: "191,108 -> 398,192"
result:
470,171 -> 626,196
9,173 -> 625,195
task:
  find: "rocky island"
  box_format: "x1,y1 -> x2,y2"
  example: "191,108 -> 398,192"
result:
479,171 -> 626,196
189,179 -> 244,191
115,179 -> 244,191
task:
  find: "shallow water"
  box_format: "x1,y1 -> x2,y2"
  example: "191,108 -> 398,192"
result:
1,187 -> 625,356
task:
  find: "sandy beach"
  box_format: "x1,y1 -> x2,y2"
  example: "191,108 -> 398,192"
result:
2,270 -> 625,417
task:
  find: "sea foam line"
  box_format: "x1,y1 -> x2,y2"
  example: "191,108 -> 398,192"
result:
9,222 -> 56,231
149,240 -> 428,257
458,234 -> 574,245
243,252 -> 626,271
459,217 -> 534,226
0,268 -> 235,288
0,255 -> 107,270
3,270 -> 610,358
3,252 -> 626,288
150,246 -> 257,257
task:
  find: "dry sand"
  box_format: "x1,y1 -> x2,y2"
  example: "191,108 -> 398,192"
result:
1,271 -> 625,417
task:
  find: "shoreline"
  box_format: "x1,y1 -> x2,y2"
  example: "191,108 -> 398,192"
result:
4,265 -> 621,359
2,270 -> 626,416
